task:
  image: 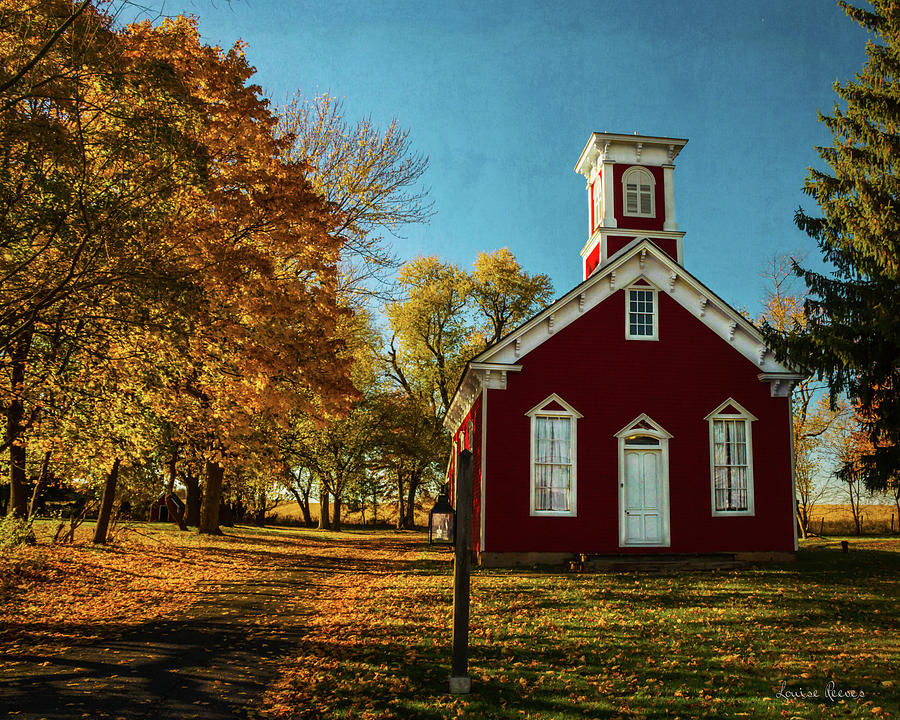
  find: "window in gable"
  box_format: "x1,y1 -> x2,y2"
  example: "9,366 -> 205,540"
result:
705,399 -> 758,516
526,394 -> 582,517
622,167 -> 655,218
626,285 -> 658,340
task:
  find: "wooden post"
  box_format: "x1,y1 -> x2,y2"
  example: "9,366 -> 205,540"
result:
450,449 -> 473,694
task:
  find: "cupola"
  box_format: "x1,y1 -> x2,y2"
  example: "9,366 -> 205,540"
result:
574,132 -> 688,278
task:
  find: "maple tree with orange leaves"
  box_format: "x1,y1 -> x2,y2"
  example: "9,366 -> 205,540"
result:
0,3 -> 352,533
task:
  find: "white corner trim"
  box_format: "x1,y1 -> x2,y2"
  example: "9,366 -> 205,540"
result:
788,394 -> 798,552
480,385 -> 487,553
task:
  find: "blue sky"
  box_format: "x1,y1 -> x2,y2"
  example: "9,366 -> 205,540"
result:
149,0 -> 869,313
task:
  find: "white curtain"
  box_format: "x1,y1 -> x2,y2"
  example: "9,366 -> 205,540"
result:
535,417 -> 571,511
713,419 -> 748,510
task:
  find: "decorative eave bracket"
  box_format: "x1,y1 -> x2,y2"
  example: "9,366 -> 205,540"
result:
471,362 -> 523,391
758,372 -> 805,398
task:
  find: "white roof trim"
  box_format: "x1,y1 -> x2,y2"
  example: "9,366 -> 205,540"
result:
614,413 -> 674,439
704,397 -> 758,422
524,393 -> 583,419
445,238 -> 799,428
472,239 -> 789,367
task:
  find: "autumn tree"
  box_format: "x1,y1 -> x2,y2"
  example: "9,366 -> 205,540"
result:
759,256 -> 845,537
0,1 -> 215,517
384,250 -> 553,526
471,248 -> 554,344
279,457 -> 316,527
764,0 -> 900,493
821,409 -> 872,535
1,5 -> 352,533
371,392 -> 444,529
276,93 -> 433,302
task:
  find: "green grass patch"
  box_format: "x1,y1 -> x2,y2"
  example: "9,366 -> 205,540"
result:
265,535 -> 899,719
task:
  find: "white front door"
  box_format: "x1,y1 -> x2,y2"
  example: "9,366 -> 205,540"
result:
622,449 -> 665,545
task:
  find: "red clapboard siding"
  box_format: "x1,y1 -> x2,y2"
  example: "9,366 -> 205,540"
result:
483,289 -> 794,554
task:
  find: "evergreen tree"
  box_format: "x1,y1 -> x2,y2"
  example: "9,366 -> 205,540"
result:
767,1 -> 900,492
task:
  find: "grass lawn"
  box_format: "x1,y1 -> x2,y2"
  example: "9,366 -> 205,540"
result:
261,534 -> 899,720
2,523 -> 897,719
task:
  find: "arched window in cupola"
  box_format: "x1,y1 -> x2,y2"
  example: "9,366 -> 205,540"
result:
622,167 -> 655,218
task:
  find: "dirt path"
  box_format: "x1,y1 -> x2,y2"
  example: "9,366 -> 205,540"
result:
0,557 -> 312,719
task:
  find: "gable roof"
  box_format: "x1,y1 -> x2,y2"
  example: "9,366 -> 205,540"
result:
444,238 -> 802,430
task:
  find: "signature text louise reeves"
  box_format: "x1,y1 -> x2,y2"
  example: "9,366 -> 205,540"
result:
776,680 -> 866,702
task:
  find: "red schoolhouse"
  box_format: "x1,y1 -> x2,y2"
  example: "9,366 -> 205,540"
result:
445,132 -> 802,566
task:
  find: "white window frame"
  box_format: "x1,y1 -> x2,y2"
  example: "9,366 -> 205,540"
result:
625,284 -> 658,341
614,414 -> 673,548
525,394 -> 582,517
622,166 -> 656,218
705,398 -> 758,516
593,177 -> 603,230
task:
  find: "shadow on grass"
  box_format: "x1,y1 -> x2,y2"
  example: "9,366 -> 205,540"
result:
266,534 -> 898,720
0,575 -> 310,720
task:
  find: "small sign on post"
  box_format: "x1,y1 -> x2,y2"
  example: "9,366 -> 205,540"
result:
450,448 -> 473,694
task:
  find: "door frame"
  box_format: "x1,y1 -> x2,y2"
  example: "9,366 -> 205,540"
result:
614,413 -> 672,548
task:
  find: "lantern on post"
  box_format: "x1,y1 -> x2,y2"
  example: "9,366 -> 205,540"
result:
428,487 -> 455,545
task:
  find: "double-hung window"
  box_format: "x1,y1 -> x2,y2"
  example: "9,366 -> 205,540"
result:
526,394 -> 582,516
622,167 -> 655,218
706,399 -> 757,515
626,286 -> 657,340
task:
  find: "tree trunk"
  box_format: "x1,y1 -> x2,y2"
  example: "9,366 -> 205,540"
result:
848,483 -> 862,536
893,486 -> 900,534
199,459 -> 224,535
28,451 -> 52,517
166,447 -> 187,531
288,487 -> 314,527
318,488 -> 331,530
6,327 -> 33,518
796,503 -> 809,539
254,492 -> 267,526
405,471 -> 420,529
93,458 -> 121,544
332,493 -> 342,532
183,473 -> 202,526
396,471 -> 407,529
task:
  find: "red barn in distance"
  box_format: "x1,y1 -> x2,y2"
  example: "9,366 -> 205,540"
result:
445,132 -> 802,567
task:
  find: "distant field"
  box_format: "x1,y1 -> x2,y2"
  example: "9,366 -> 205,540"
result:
267,499 -> 431,527
265,501 -> 900,535
807,504 -> 898,535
